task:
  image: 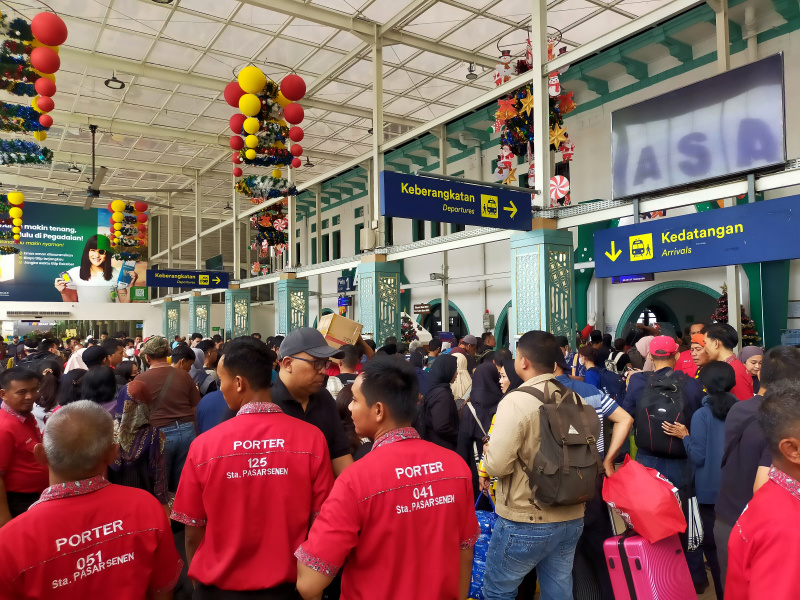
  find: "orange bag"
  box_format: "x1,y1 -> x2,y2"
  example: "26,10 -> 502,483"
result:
602,455 -> 686,543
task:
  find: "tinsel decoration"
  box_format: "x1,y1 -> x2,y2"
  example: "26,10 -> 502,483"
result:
710,284 -> 762,346
237,147 -> 292,168
0,76 -> 34,96
0,100 -> 47,132
0,138 -> 52,165
0,245 -> 20,255
401,315 -> 419,345
0,16 -> 34,42
249,198 -> 290,257
235,174 -> 297,199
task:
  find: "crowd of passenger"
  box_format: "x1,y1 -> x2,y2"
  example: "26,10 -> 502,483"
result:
0,321 -> 796,599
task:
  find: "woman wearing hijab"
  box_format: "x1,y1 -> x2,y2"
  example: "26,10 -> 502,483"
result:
420,354 -> 459,451
63,347 -> 87,374
190,347 -> 217,396
409,350 -> 430,397
738,346 -> 763,395
450,353 -> 472,399
108,380 -> 169,508
636,335 -> 655,372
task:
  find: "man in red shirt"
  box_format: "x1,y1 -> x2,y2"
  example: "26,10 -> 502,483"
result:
0,400 -> 182,599
296,356 -> 479,600
0,367 -> 49,525
171,337 -> 334,599
704,323 -> 754,400
726,380 -> 800,598
675,323 -> 706,378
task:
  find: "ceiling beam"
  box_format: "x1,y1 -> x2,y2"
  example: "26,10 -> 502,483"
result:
51,151 -> 198,177
59,48 -> 423,128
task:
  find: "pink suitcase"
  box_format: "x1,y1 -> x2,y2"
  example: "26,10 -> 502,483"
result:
603,532 -> 695,600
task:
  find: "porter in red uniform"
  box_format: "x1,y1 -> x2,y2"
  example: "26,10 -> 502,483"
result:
0,368 -> 51,525
0,400 -> 182,599
172,337 -> 334,599
296,356 -> 478,600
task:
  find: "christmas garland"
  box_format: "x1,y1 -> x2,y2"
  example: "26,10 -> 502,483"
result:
237,121 -> 289,147
0,245 -> 20,255
238,147 -> 292,168
0,17 -> 34,42
0,138 -> 53,165
0,100 -> 47,133
235,175 -> 297,199
0,76 -> 35,96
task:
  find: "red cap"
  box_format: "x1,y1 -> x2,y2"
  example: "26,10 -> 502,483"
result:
650,336 -> 679,357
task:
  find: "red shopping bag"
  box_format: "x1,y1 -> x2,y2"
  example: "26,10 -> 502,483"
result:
602,455 -> 686,543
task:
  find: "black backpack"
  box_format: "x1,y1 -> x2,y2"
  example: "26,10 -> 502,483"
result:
634,371 -> 689,458
517,381 -> 603,507
588,366 -> 626,405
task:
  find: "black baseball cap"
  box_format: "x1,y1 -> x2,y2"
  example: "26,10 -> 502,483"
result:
83,345 -> 109,368
279,328 -> 345,360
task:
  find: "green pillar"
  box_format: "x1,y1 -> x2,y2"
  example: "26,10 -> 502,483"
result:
276,274 -> 308,335
163,301 -> 181,340
357,257 -> 402,343
509,225 -> 575,345
225,288 -> 251,339
573,217 -> 611,330
189,294 -> 211,338
743,260 -> 789,348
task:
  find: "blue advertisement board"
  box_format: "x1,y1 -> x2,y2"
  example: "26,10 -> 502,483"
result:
146,269 -> 229,289
594,196 -> 800,277
380,171 -> 532,231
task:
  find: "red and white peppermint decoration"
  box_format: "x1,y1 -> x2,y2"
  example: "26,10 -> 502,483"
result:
272,218 -> 288,231
549,175 -> 569,201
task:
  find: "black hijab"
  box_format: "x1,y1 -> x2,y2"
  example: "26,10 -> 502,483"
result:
503,355 -> 524,392
409,350 -> 425,369
428,354 -> 457,390
471,361 -> 502,432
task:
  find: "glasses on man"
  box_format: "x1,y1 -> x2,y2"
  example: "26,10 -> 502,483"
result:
289,355 -> 327,371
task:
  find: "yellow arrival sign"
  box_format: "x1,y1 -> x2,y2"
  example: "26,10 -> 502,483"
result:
629,233 -> 653,262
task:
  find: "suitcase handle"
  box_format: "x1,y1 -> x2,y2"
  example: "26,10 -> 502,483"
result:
617,532 -> 639,600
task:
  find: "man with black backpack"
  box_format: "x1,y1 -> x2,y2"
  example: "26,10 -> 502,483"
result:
481,331 -> 601,600
621,335 -> 707,590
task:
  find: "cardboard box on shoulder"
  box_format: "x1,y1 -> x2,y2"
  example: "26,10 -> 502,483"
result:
318,313 -> 363,348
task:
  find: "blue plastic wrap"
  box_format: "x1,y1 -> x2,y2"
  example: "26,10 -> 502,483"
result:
468,494 -> 497,600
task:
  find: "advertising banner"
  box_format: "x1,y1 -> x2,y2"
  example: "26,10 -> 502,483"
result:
0,200 -> 148,303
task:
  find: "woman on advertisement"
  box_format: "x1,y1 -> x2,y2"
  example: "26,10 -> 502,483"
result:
54,234 -> 138,303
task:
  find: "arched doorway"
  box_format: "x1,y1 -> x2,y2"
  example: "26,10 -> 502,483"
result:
417,299 -> 470,339
615,281 -> 719,340
494,301 -> 511,350
312,308 -> 334,329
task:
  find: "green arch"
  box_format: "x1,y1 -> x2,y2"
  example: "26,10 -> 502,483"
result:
312,307 -> 335,329
494,301 -> 512,349
416,298 -> 470,335
615,280 -> 719,338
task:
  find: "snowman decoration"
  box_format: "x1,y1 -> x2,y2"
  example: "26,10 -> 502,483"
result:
494,50 -> 513,87
548,74 -> 561,97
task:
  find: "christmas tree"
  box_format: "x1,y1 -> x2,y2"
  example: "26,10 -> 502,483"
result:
710,284 -> 762,346
401,315 -> 418,345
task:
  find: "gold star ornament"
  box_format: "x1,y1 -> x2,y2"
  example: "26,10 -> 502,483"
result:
502,168 -> 517,185
549,123 -> 568,149
520,91 -> 534,116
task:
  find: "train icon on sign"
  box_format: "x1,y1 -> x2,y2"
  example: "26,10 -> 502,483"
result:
481,194 -> 499,218
629,233 -> 653,262
631,240 -> 646,257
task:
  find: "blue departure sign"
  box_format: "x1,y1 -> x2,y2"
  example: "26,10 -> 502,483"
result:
380,171 -> 532,231
595,195 -> 800,278
146,269 -> 230,289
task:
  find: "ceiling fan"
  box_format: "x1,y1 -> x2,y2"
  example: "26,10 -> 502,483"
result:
83,124 -> 188,210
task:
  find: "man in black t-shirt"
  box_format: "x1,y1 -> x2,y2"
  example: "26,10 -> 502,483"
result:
715,346 -> 800,585
336,344 -> 359,386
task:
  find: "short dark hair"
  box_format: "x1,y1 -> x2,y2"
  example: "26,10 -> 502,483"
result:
517,331 -> 557,373
212,334 -> 223,343
705,323 -> 738,350
590,330 -> 603,344
115,360 -> 137,382
251,333 -> 261,340
174,335 -> 181,341
384,336 -> 397,346
760,346 -> 800,390
614,338 -> 626,352
101,338 -> 124,354
554,336 -> 569,350
123,338 -> 135,346
698,361 -> 736,394
191,333 -> 203,341
360,355 -> 418,424
494,348 -> 512,367
602,334 -> 613,347
759,380 -> 800,457
363,338 -> 376,351
58,369 -> 87,406
428,339 -> 442,352
171,344 -> 196,365
0,367 -> 41,389
579,345 -> 598,363
220,337 -> 277,391
481,332 -> 494,343
340,344 -> 359,368
196,339 -> 216,355
100,330 -> 108,336
81,366 -> 117,405
37,339 -> 57,353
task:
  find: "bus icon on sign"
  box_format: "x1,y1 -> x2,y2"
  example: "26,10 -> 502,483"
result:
481,194 -> 499,219
629,234 -> 653,262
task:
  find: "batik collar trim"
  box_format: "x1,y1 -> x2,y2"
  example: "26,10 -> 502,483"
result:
30,475 -> 110,508
769,466 -> 800,503
1,401 -> 27,423
237,402 -> 283,417
373,427 -> 420,450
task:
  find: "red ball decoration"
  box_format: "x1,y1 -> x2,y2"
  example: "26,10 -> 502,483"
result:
108,202 -> 114,211
291,157 -> 302,168
290,144 -> 303,157
39,114 -> 53,127
134,202 -> 148,212
229,113 -> 246,134
36,95 -> 54,112
232,152 -> 242,164
281,74 -> 306,102
34,77 -> 56,97
233,167 -> 243,177
283,103 -> 304,125
137,223 -> 147,232
289,126 -> 304,143
109,216 -> 116,225
31,13 -> 68,47
223,81 -> 245,108
229,135 -> 244,150
136,213 -> 148,224
31,46 -> 60,74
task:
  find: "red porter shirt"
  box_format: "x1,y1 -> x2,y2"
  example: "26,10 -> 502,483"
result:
171,402 -> 333,591
296,428 -> 479,600
0,402 -> 49,493
0,476 -> 182,600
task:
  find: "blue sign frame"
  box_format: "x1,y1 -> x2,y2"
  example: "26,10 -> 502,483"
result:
380,171 -> 532,231
595,196 -> 800,277
146,269 -> 230,289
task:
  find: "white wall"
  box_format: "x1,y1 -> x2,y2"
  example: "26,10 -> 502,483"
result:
1,301 -> 163,337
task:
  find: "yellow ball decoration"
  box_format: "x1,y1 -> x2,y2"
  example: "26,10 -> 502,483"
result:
31,96 -> 42,113
12,218 -> 21,226
39,72 -> 55,83
12,226 -> 20,233
245,134 -> 259,149
112,212 -> 124,223
34,131 -> 47,142
245,149 -> 257,160
8,192 -> 24,205
31,40 -> 60,54
238,66 -> 267,94
13,235 -> 19,241
276,92 -> 291,108
9,207 -> 22,219
274,141 -> 285,150
272,169 -> 282,179
278,119 -> 288,128
114,231 -> 122,238
243,117 -> 260,135
239,94 -> 261,117
110,200 -> 126,212
114,222 -> 123,231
